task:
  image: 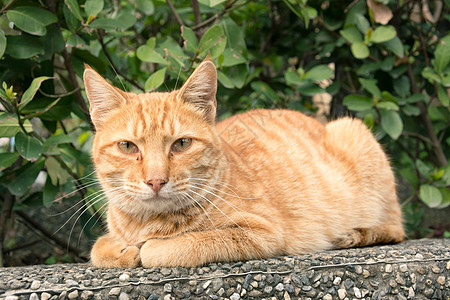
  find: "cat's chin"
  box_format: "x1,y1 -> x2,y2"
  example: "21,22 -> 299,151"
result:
119,195 -> 193,216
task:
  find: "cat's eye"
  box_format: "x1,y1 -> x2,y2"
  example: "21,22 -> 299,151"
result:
118,141 -> 139,154
171,138 -> 192,153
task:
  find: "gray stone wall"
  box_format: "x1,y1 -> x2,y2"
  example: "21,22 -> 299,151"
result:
1,239 -> 449,300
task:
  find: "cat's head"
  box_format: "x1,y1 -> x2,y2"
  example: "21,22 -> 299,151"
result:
83,60 -> 224,216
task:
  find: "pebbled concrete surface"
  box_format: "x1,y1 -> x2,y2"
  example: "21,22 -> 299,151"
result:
0,238 -> 449,300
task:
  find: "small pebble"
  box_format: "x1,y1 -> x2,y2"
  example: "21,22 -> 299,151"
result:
353,287 -> 361,299
363,269 -> 370,278
81,290 -> 94,300
338,288 -> 346,300
119,273 -> 130,283
29,293 -> 39,300
408,287 -> 415,298
164,283 -> 173,293
333,277 -> 341,285
230,292 -> 240,300
399,264 -> 408,272
275,283 -> 284,291
68,290 -> 78,300
385,264 -> 393,273
437,276 -> 445,285
109,287 -> 121,297
200,280 -> 210,289
323,294 -> 332,300
432,266 -> 441,273
355,265 -> 362,274
30,280 -> 41,290
5,296 -> 18,300
41,293 -> 52,300
65,279 -> 79,288
119,292 -> 130,300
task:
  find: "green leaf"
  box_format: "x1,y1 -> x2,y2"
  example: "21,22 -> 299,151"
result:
198,0 -> 226,7
65,0 -> 83,21
42,134 -> 75,155
136,0 -> 155,15
0,113 -> 33,137
85,0 -> 104,17
377,101 -> 399,110
0,152 -> 19,172
19,76 -> 52,110
45,157 -> 70,186
285,69 -> 303,85
380,110 -> 403,140
7,159 -> 45,196
438,187 -> 450,208
384,36 -> 404,58
5,35 -> 44,59
437,85 -> 449,106
251,81 -> 280,102
370,25 -> 396,43
15,132 -> 42,161
399,168 -> 418,189
381,91 -> 398,104
359,78 -> 381,98
222,48 -> 247,67
419,184 -> 442,208
393,76 -> 410,98
145,68 -> 167,92
434,34 -> 450,74
6,6 -> 57,36
223,64 -> 248,89
343,95 -> 373,111
198,25 -> 227,59
402,105 -> 420,116
136,45 -> 168,65
422,67 -> 441,84
0,29 -> 6,59
406,94 -> 426,103
303,65 -> 333,81
351,42 -> 369,59
116,8 -> 137,30
340,26 -> 363,43
181,26 -> 198,53
217,71 -> 234,89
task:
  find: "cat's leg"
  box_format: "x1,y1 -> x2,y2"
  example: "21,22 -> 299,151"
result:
140,227 -> 281,267
332,224 -> 404,249
91,234 -> 141,268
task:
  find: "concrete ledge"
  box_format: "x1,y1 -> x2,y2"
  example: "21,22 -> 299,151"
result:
1,238 -> 449,300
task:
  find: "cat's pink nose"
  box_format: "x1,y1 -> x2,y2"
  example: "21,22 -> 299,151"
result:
145,178 -> 168,194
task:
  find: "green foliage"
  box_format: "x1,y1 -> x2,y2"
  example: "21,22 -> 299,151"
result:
0,0 -> 449,261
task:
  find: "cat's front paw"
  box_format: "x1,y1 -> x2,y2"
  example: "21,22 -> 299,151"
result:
91,236 -> 141,268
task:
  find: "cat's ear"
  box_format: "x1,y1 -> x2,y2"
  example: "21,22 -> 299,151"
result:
83,65 -> 128,129
178,58 -> 217,124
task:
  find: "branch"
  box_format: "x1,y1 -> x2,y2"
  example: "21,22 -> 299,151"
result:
61,49 -> 95,132
167,0 -> 184,27
192,0 -> 241,31
192,0 -> 202,27
407,63 -> 448,167
16,210 -> 84,258
98,32 -> 145,92
0,193 -> 15,267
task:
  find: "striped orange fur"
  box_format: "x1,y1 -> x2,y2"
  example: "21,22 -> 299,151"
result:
83,59 -> 404,268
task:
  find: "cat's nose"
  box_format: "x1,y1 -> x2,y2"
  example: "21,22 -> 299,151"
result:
145,178 -> 168,194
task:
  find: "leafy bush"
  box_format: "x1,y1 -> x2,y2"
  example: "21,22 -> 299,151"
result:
0,0 -> 449,265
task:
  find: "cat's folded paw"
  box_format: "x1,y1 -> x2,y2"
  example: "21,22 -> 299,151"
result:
91,237 -> 141,268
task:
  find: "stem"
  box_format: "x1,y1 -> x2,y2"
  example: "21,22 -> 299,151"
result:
192,0 -> 202,27
61,49 -> 95,132
407,63 -> 448,167
0,193 -> 14,267
16,210 -> 84,258
97,32 -> 145,92
167,0 -> 184,27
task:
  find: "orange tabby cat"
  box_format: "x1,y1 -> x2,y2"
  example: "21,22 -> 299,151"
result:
83,59 -> 404,268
